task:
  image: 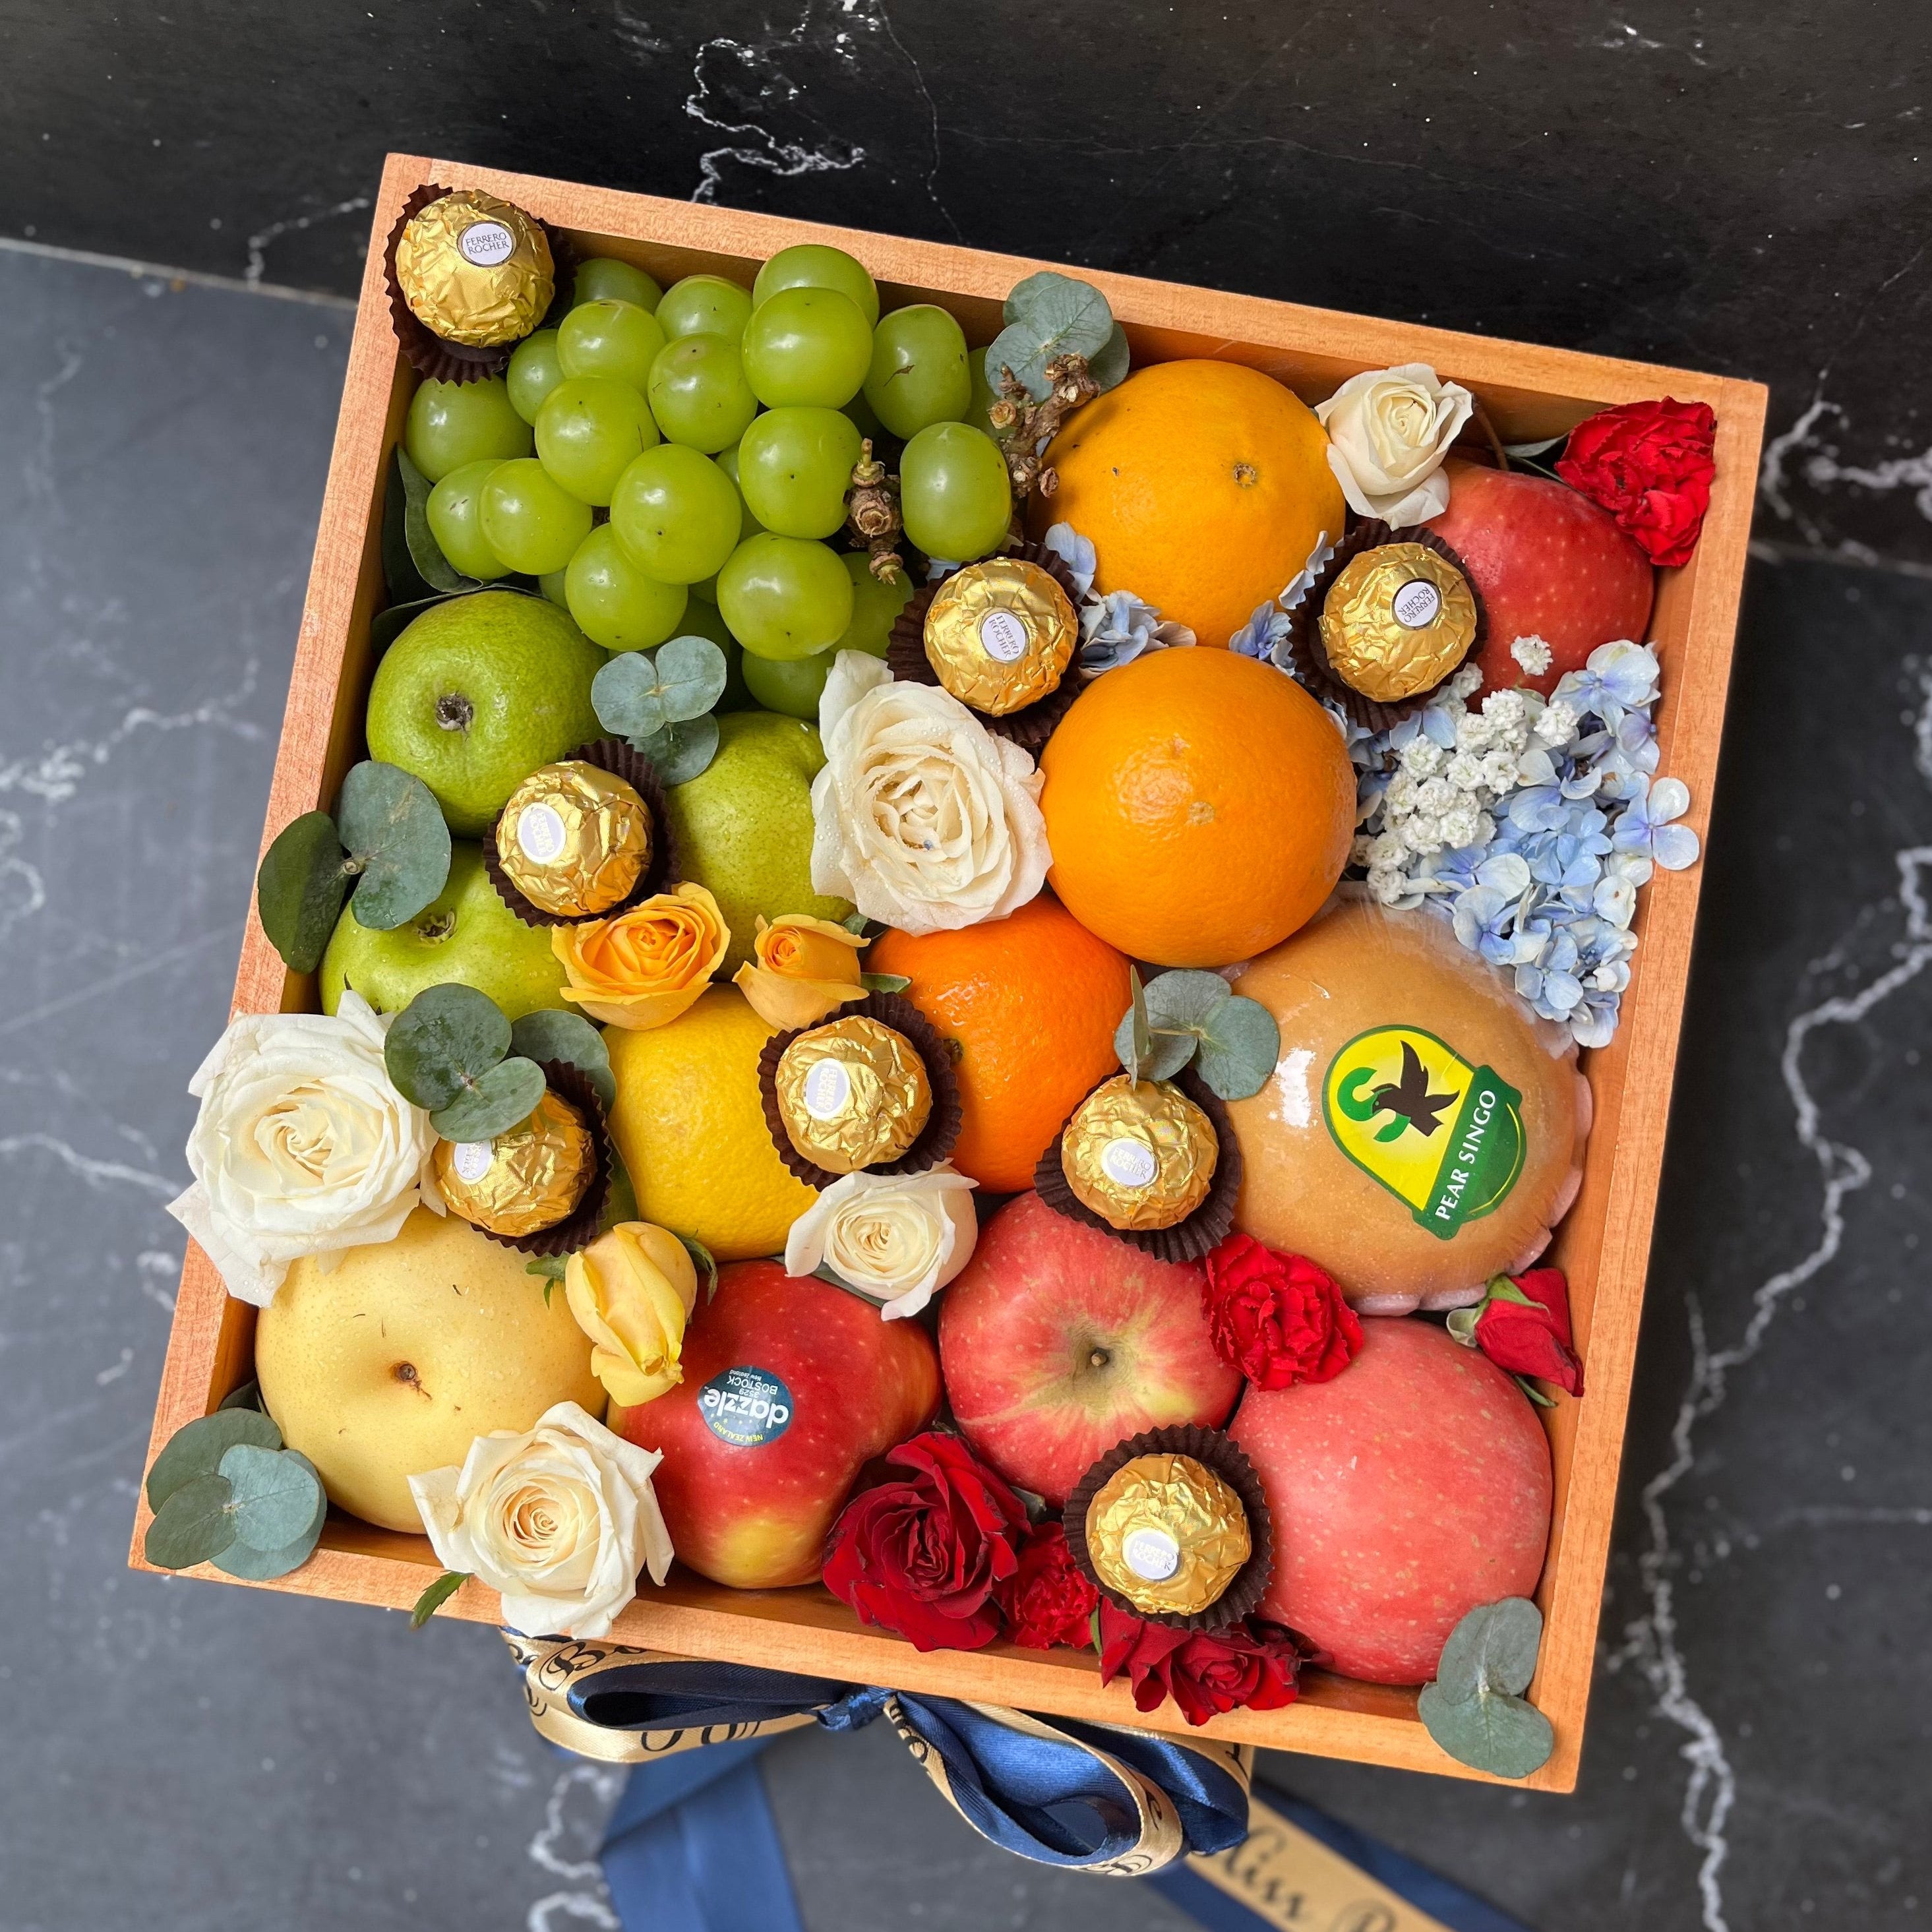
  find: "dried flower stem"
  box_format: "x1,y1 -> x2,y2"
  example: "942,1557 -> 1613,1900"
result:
845,440 -> 905,584
988,352 -> 1102,498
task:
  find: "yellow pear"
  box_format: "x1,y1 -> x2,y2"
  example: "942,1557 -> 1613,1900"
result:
256,1206 -> 603,1532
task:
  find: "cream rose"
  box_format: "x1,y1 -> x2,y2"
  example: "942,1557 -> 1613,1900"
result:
1315,363 -> 1474,527
166,990 -> 440,1308
810,653 -> 1050,935
785,1165 -> 979,1319
408,1401 -> 673,1641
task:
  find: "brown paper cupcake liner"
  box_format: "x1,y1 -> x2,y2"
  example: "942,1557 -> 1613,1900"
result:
1032,1068 -> 1242,1265
755,992 -> 963,1190
1062,1422 -> 1275,1633
1283,519 -> 1488,731
471,1059 -> 613,1258
483,740 -> 680,930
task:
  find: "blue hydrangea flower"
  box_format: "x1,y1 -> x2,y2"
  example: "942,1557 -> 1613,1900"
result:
1612,775 -> 1700,870
1228,599 -> 1292,662
1506,785 -> 1571,835
1552,640 -> 1660,730
1452,884 -> 1543,968
1039,522 -> 1097,600
1079,591 -> 1195,673
1516,924 -> 1584,1019
1280,531 -> 1337,611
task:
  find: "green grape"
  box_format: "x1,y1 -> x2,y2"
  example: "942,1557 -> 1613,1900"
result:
535,377 -> 659,506
716,444 -> 767,540
425,460 -> 511,580
609,444 -> 744,584
717,533 -> 855,661
735,407 -> 862,540
564,524 -> 689,651
658,274 -> 754,342
574,258 -> 662,313
833,549 -> 915,655
688,573 -> 719,604
740,648 -> 833,719
742,554 -> 903,717
675,595 -> 752,710
964,354 -> 1002,440
557,299 -> 668,392
404,376 -> 531,483
740,287 -> 872,409
479,458 -> 593,575
507,330 -> 565,427
753,243 -> 879,326
539,567 -> 571,608
647,334 -> 760,452
863,305 -> 971,440
841,385 -> 887,446
899,421 -> 1013,562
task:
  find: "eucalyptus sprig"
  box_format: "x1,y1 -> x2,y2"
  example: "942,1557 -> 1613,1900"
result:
383,982 -> 547,1142
143,1407 -> 328,1582
1416,1597 -> 1555,1778
1113,967 -> 1280,1101
982,272 -> 1130,498
591,634 -> 731,785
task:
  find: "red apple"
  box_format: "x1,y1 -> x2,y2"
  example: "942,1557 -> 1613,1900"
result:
1230,1317 -> 1551,1685
939,1192 -> 1240,1506
1426,458 -> 1654,694
616,1260 -> 941,1588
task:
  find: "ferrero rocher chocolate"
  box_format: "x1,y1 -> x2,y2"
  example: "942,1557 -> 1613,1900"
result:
1085,1453 -> 1252,1617
497,761 -> 652,917
394,191 -> 555,347
1317,543 -> 1478,703
435,1089 -> 593,1237
923,558 -> 1077,715
1062,1075 -> 1217,1231
775,1016 -> 932,1173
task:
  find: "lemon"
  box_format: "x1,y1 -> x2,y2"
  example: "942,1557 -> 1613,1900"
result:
605,988 -> 818,1261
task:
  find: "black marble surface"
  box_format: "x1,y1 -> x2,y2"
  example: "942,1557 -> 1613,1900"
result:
2,233 -> 1929,1932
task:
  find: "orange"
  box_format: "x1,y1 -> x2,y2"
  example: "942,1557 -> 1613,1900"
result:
1039,649 -> 1354,969
868,895 -> 1131,1192
1031,360 -> 1343,649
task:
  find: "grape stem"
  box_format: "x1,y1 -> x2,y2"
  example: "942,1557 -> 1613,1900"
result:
987,352 -> 1102,499
844,440 -> 906,584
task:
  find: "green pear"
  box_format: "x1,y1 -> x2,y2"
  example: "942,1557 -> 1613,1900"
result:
320,841 -> 570,1021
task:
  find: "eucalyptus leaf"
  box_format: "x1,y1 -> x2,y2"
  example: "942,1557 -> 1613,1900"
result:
429,1054 -> 548,1141
1434,1595 -> 1544,1701
1193,994 -> 1281,1101
510,1009 -> 616,1109
632,713 -> 721,786
256,811 -> 351,974
860,972 -> 910,994
217,1379 -> 263,1414
1113,1006 -> 1194,1084
338,760 -> 453,932
1116,966 -> 1154,1086
220,1443 -> 326,1553
410,1569 -> 472,1629
396,445 -> 483,595
146,1408 -> 282,1513
212,1526 -> 322,1582
144,1472 -> 237,1570
679,1233 -> 720,1303
984,323 -> 1057,404
382,447 -> 432,603
1418,1681 -> 1555,1780
384,982 -> 514,1113
593,637 -> 727,741
283,1450 -> 330,1542
1002,271 -> 1114,359
654,636 -> 731,721
1143,969 -> 1234,1031
1087,322 -> 1131,393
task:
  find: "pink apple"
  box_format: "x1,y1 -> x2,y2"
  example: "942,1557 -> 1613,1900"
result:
617,1260 -> 941,1589
938,1192 -> 1241,1507
1426,458 -> 1654,694
1230,1316 -> 1551,1685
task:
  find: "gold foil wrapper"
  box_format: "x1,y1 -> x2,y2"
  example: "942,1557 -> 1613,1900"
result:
498,762 -> 653,918
1062,1076 -> 1217,1231
1317,543 -> 1478,703
922,559 -> 1077,715
394,191 -> 555,348
774,1016 -> 933,1174
435,1090 -> 594,1237
1085,1453 -> 1252,1617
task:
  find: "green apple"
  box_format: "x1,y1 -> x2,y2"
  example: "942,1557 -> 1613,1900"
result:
739,551 -> 907,718
256,1207 -> 603,1532
320,841 -> 569,1021
665,710 -> 851,972
365,590 -> 603,835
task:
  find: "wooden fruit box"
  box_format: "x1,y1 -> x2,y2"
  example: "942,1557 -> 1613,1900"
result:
133,152 -> 1766,1792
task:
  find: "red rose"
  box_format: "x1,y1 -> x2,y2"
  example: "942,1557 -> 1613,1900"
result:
992,1523 -> 1099,1650
1459,1269 -> 1584,1396
1555,398 -> 1718,568
1096,1602 -> 1316,1727
1201,1234 -> 1362,1389
822,1432 -> 1029,1652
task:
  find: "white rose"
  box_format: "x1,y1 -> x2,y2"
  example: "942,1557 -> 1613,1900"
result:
810,653 -> 1050,934
166,990 -> 440,1308
408,1401 -> 673,1641
785,1165 -> 979,1319
1315,363 -> 1474,527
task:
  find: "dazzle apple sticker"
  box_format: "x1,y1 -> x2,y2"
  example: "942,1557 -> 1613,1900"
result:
1323,1026 -> 1524,1240
698,1366 -> 794,1447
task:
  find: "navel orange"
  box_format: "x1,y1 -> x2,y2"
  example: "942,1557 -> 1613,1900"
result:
1032,360 -> 1343,649
1039,648 -> 1354,969
868,895 -> 1132,1192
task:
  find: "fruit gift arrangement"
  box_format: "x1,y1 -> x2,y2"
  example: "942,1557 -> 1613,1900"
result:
143,183 -> 1728,1782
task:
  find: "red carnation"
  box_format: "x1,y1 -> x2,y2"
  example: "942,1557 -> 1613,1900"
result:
1201,1234 -> 1362,1389
822,1432 -> 1029,1652
993,1523 -> 1099,1650
1096,1602 -> 1317,1727
1454,1269 -> 1584,1397
1556,398 -> 1718,568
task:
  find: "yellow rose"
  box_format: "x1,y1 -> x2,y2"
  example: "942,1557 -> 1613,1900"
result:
564,1221 -> 700,1408
553,882 -> 729,1029
732,913 -> 868,1029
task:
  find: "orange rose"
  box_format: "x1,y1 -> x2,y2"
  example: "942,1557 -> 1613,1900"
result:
733,913 -> 868,1029
553,884 -> 730,1029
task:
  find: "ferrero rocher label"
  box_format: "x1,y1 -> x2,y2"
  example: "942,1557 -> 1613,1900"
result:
775,1016 -> 932,1173
435,1089 -> 593,1237
1086,1453 -> 1251,1617
1317,543 -> 1478,703
1062,1075 -> 1217,1230
922,558 -> 1077,715
394,191 -> 555,347
498,762 -> 652,917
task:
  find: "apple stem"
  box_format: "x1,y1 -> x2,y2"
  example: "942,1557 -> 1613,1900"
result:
1089,1348 -> 1110,1370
